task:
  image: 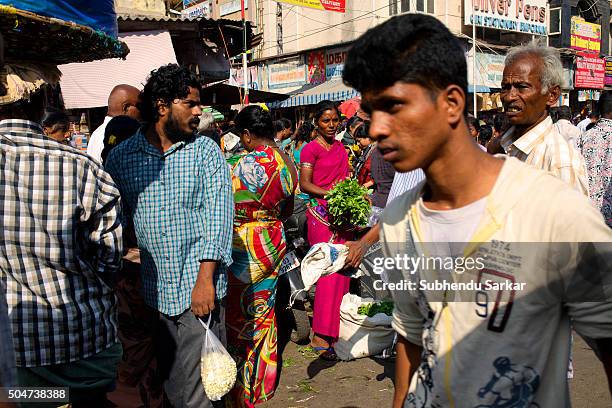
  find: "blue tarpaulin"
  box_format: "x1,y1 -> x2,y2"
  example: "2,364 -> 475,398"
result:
0,0 -> 118,37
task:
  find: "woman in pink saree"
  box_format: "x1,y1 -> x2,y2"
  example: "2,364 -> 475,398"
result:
299,100 -> 352,360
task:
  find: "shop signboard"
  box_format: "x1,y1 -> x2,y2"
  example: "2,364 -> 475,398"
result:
467,52 -> 506,89
325,46 -> 350,79
606,57 -> 612,86
575,52 -> 605,89
181,0 -> 212,18
464,0 -> 547,35
307,51 -> 326,84
275,0 -> 345,13
570,17 -> 601,53
220,0 -> 247,16
268,59 -> 307,89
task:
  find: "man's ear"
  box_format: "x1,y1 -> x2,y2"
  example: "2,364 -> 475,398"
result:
157,99 -> 169,118
547,85 -> 561,108
443,85 -> 466,127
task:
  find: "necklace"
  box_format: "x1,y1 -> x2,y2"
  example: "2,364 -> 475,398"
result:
316,136 -> 333,151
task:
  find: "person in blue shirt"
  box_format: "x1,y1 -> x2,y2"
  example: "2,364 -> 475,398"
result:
105,64 -> 234,408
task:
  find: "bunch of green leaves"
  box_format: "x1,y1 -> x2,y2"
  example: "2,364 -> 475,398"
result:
325,178 -> 371,228
357,300 -> 394,317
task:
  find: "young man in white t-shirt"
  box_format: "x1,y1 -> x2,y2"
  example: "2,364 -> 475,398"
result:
343,14 -> 612,408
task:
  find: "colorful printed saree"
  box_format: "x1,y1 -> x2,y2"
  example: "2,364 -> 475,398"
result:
226,145 -> 296,407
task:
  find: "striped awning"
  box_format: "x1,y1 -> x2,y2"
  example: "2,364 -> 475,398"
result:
268,79 -> 359,109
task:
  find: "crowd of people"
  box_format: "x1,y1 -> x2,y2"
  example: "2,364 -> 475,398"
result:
0,11 -> 611,408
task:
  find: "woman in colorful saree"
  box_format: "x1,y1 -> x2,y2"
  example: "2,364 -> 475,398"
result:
226,105 -> 297,407
299,100 -> 352,361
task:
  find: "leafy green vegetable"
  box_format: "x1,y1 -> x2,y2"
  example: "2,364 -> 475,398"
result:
326,178 -> 371,228
357,300 -> 394,317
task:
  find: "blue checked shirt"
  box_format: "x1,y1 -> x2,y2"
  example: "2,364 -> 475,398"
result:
105,130 -> 233,316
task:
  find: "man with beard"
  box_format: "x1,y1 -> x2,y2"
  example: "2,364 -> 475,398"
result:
105,64 -> 233,407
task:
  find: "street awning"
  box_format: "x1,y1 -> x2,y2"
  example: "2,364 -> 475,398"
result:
200,83 -> 289,105
268,79 -> 359,109
58,30 -> 177,109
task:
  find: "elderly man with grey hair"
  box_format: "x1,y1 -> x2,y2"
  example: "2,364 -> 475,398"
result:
499,43 -> 589,195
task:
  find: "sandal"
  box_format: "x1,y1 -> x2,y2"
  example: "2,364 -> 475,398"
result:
310,345 -> 338,361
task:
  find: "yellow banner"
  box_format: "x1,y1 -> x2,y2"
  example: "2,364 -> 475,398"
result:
274,0 -> 345,13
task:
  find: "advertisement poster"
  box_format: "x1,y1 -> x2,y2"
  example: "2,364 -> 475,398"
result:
575,53 -> 605,89
570,17 -> 601,53
276,0 -> 345,13
464,0 -> 547,35
268,59 -> 307,89
606,57 -> 612,86
181,0 -> 212,18
467,52 -> 506,89
307,51 -> 326,84
325,46 -> 350,79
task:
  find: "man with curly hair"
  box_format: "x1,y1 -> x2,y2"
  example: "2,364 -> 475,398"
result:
105,64 -> 234,407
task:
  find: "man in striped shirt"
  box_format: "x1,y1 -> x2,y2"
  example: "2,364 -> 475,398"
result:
499,44 -> 589,195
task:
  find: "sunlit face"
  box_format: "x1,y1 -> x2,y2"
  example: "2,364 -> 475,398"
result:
501,55 -> 557,129
316,109 -> 340,139
362,82 -> 449,172
162,86 -> 202,142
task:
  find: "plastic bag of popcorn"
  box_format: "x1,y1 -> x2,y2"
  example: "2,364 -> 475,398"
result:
199,315 -> 237,401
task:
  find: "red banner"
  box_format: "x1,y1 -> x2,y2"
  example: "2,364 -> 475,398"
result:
575,52 -> 605,89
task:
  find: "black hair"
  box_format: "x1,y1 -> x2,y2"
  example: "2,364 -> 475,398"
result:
354,121 -> 371,139
343,14 -> 467,111
586,121 -> 597,131
493,113 -> 509,134
556,106 -> 572,121
101,115 -> 141,164
281,117 -> 292,130
140,64 -> 201,124
467,116 -> 480,132
313,100 -> 340,123
41,110 -> 69,132
295,121 -> 315,144
478,125 -> 493,145
234,105 -> 275,140
273,119 -> 285,133
598,91 -> 612,117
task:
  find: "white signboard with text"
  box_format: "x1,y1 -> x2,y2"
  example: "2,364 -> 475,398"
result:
464,0 -> 547,36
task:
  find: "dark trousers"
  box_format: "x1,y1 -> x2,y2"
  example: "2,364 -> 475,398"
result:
155,304 -> 226,408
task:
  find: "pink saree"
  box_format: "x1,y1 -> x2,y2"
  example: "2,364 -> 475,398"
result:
300,140 -> 352,340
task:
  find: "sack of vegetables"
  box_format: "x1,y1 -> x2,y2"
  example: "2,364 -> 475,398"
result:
326,178 -> 371,229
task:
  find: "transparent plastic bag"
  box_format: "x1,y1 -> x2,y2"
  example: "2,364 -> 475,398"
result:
199,315 -> 237,401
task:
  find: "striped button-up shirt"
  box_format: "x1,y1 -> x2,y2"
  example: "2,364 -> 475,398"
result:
387,168 -> 426,205
105,130 -> 233,316
500,116 -> 589,195
0,120 -> 122,367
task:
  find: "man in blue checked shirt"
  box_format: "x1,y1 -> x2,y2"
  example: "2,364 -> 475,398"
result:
105,64 -> 234,408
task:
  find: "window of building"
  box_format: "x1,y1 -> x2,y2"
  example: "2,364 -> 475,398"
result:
389,0 -> 434,15
549,7 -> 561,35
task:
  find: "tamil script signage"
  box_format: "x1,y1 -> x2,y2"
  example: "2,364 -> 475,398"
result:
575,53 -> 605,89
220,0 -> 247,16
464,0 -> 547,35
605,57 -> 612,86
268,59 -> 307,89
275,0 -> 345,13
181,0 -> 212,18
570,17 -> 601,53
325,46 -> 350,79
